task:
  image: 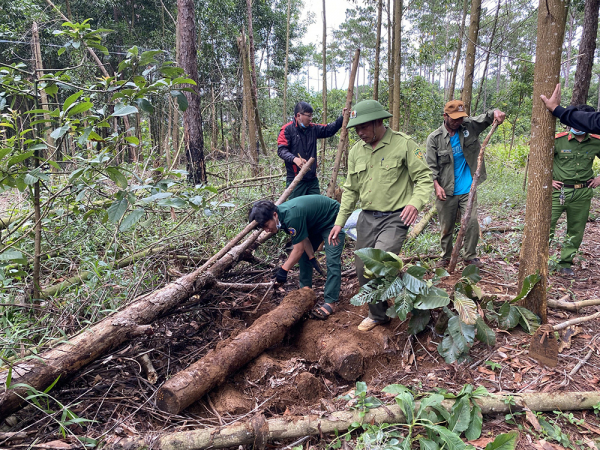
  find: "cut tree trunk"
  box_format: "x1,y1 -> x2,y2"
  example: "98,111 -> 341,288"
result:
570,0 -> 600,105
518,0 -> 568,323
111,391 -> 600,450
407,206 -> 437,240
462,0 -> 482,114
326,50 -> 359,198
156,288 -> 316,414
0,162 -> 315,420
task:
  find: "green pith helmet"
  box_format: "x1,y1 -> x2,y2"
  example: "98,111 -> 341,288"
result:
346,100 -> 393,128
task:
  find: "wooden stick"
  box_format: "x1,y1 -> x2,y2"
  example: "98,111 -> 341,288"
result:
213,281 -> 273,292
115,391 -> 600,450
448,121 -> 498,273
553,311 -> 600,331
569,348 -> 594,376
548,297 -> 600,312
407,205 -> 437,239
326,49 -> 360,198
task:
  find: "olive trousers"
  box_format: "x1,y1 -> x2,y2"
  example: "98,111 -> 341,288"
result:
436,193 -> 479,261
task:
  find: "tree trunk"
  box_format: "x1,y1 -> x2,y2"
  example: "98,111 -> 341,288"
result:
563,9 -> 575,90
177,0 -> 206,184
211,86 -> 218,152
31,22 -> 53,157
114,391 -> 600,450
462,0 -> 482,114
238,33 -> 259,174
156,288 -> 316,414
0,164 -> 315,420
387,0 -> 393,112
320,0 -> 328,169
473,0 -> 501,113
326,49 -> 359,198
391,0 -> 402,131
570,0 -> 600,105
517,0 -> 568,323
373,0 -> 383,101
282,0 -> 292,124
449,0 -> 469,104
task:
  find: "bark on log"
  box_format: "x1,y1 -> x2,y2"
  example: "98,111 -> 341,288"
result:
156,288 -> 316,414
110,391 -> 600,450
0,165 -> 314,420
407,206 -> 437,240
548,297 -> 600,312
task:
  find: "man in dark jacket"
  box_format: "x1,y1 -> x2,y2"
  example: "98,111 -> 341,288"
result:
277,102 -> 346,199
542,83 -> 600,133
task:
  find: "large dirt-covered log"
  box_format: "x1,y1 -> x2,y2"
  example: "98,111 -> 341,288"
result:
156,288 -> 316,414
110,391 -> 600,450
0,161 -> 315,420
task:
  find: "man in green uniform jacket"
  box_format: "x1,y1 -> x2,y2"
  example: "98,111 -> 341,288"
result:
328,100 -> 433,332
249,195 -> 345,319
551,104 -> 600,277
425,100 -> 505,267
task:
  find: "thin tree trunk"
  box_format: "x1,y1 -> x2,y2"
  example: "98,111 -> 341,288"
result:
388,0 -> 393,113
570,0 -> 600,105
177,0 -> 206,184
564,9 -> 575,90
518,0 -> 568,323
473,0 -> 501,113
31,22 -> 53,157
326,49 -> 359,198
211,86 -> 218,152
238,33 -> 259,174
320,0 -> 328,170
374,0 -> 383,101
462,0 -> 482,114
391,0 -> 402,130
282,0 -> 292,124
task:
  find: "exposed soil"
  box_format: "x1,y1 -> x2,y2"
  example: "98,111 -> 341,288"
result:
3,200 -> 600,449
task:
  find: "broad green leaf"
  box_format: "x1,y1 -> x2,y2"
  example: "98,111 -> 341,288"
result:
355,381 -> 367,395
419,438 -> 439,450
438,316 -> 475,364
106,167 -> 128,189
67,101 -> 93,117
111,104 -> 138,117
107,199 -> 128,223
382,384 -> 411,395
464,404 -> 482,441
394,289 -> 415,321
120,208 -> 145,231
406,265 -> 427,278
416,393 -> 444,420
484,431 -> 518,450
7,151 -> 34,167
350,278 -> 385,306
408,309 -> 431,335
380,277 -> 405,302
448,397 -> 471,434
0,250 -> 24,261
498,302 -> 520,330
158,197 -> 187,208
413,286 -> 451,310
63,90 -> 82,112
125,136 -> 139,146
0,147 -> 12,160
453,291 -> 478,325
403,269 -> 428,295
435,268 -> 450,278
355,248 -> 401,277
395,391 -> 415,424
137,98 -> 154,114
425,425 -> 467,450
141,192 -> 172,203
172,90 -> 188,111
515,306 -> 540,334
511,273 -> 541,303
50,124 -> 70,139
44,83 -> 58,95
462,265 -> 481,283
475,317 -> 496,346
139,50 -> 162,65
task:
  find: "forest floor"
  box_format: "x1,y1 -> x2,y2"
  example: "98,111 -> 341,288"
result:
3,180 -> 600,449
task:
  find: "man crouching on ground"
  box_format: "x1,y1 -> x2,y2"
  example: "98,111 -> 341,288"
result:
327,100 -> 433,332
249,195 -> 345,319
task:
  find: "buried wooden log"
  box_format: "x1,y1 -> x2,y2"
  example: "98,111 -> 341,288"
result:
0,164 -> 314,420
110,391 -> 600,450
156,288 -> 316,414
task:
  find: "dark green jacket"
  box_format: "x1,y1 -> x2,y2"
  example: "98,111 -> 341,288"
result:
425,110 -> 495,196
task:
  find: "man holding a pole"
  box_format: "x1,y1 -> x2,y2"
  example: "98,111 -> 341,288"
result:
328,100 -> 433,332
425,101 -> 505,268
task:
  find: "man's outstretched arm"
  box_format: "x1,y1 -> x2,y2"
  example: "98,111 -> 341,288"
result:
541,83 -> 600,134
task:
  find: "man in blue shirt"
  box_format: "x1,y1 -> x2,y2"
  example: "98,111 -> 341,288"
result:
426,100 -> 505,267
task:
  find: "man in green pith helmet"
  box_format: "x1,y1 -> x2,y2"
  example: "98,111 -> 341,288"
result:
551,104 -> 600,277
249,195 -> 345,319
328,100 -> 433,332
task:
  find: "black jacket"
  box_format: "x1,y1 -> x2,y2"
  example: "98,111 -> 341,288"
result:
554,105 -> 600,134
277,115 -> 344,181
